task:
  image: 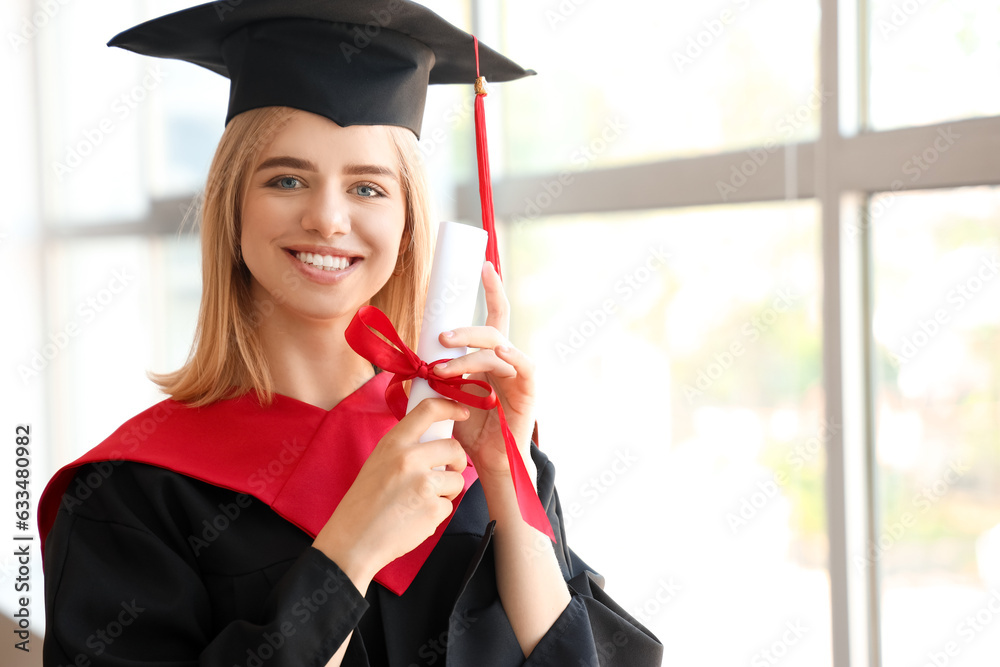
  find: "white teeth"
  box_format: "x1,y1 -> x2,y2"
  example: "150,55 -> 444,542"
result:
294,251 -> 352,271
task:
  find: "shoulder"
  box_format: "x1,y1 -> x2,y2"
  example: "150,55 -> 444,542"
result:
40,393 -> 293,544
46,461 -> 298,577
56,461 -> 244,536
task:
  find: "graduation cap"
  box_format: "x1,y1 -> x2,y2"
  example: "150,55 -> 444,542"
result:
107,0 -> 534,138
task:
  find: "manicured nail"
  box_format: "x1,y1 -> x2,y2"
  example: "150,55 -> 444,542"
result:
441,330 -> 455,338
436,362 -> 448,371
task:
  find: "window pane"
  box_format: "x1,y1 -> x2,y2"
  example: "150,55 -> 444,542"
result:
36,0 -> 232,224
38,0 -> 150,226
872,187 -> 1000,666
868,0 -> 1000,130
500,0 -> 820,174
505,201 -> 829,664
45,235 -> 201,461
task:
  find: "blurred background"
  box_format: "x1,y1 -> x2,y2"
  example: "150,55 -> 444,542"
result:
2,0 -> 999,665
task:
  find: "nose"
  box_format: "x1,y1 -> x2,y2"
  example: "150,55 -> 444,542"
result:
300,185 -> 351,238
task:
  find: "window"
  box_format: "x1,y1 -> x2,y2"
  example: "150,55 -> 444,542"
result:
506,204 -> 828,663
501,0 -> 821,172
868,0 -> 1000,130
11,0 -> 1000,662
471,1 -> 1000,665
871,187 -> 1000,666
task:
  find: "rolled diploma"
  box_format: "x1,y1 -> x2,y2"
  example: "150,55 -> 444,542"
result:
406,220 -> 488,445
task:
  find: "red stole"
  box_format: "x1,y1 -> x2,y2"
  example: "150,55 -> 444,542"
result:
37,372 -> 477,596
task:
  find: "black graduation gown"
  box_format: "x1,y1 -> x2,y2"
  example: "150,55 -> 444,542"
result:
42,445 -> 664,666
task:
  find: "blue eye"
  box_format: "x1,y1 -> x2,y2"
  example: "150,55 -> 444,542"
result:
276,176 -> 300,189
355,184 -> 379,198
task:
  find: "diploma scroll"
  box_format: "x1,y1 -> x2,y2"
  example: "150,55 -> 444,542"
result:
406,221 -> 488,446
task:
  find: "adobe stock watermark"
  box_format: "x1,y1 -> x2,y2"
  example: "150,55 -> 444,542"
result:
854,459 -> 969,571
509,116 -> 627,229
683,287 -> 796,403
919,589 -> 1000,667
716,87 -> 831,202
875,0 -> 934,41
727,419 -> 840,534
751,620 -> 808,666
901,126 -> 961,182
247,439 -> 307,496
631,577 -> 682,627
846,126 -> 961,240
407,609 -> 477,666
890,255 -> 999,366
8,0 -> 73,53
17,268 -> 135,384
672,0 -> 757,73
556,245 -> 670,361
234,566 -> 355,667
422,274 -> 478,322
54,600 -> 146,663
338,2 -> 406,62
562,448 -> 639,530
418,96 -> 474,161
212,0 -> 244,20
248,267 -> 309,328
0,553 -> 23,586
53,65 -> 167,181
187,493 -> 254,556
544,0 -> 593,30
59,402 -> 180,514
576,631 -> 634,667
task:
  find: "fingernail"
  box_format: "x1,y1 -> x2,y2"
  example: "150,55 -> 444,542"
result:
441,330 -> 455,338
436,362 -> 448,371
497,345 -> 510,354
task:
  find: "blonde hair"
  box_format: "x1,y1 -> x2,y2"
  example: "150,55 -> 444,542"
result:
153,107 -> 432,406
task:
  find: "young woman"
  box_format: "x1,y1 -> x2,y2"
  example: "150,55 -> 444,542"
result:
39,2 -> 663,665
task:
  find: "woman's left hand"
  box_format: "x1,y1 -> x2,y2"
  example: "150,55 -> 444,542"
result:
434,261 -> 535,482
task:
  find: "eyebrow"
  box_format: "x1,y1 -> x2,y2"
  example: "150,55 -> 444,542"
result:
343,163 -> 399,182
255,156 -> 398,182
255,156 -> 317,173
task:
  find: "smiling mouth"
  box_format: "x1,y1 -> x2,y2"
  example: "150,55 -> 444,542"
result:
290,251 -> 359,272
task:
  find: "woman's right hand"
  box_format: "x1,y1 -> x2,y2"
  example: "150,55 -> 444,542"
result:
312,397 -> 470,593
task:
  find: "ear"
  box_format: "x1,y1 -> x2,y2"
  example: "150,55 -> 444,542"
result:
398,224 -> 412,256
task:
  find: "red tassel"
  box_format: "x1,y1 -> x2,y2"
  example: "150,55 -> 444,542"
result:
473,36 -> 502,281
468,38 -> 554,544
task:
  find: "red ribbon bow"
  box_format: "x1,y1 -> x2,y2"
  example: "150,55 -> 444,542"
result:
345,305 -> 556,542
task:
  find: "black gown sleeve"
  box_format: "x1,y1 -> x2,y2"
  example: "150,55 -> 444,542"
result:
445,445 -> 664,667
42,462 -> 368,667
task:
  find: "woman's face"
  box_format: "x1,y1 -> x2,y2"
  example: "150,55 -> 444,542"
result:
241,110 -> 407,323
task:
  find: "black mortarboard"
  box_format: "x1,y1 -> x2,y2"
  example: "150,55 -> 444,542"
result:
108,0 -> 534,138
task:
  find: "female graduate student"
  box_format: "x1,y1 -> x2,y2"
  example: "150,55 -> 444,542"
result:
38,1 -> 663,665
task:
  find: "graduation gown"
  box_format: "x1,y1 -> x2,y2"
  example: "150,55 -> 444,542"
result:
39,374 -> 663,666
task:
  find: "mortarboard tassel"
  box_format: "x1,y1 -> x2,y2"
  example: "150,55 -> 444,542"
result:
473,36 -> 502,280
469,37 -> 555,542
